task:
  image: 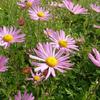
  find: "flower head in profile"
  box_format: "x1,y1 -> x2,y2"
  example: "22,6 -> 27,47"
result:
15,90 -> 34,100
0,56 -> 8,72
88,48 -> 100,67
49,30 -> 78,53
29,7 -> 51,21
90,4 -> 100,13
29,43 -> 73,79
0,26 -> 25,48
26,69 -> 44,83
44,28 -> 55,37
63,0 -> 88,14
93,24 -> 100,29
17,0 -> 40,9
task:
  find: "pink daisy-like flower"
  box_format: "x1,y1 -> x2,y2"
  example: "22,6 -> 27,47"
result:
15,90 -> 34,100
63,0 -> 88,14
93,24 -> 100,29
0,26 -> 25,48
88,48 -> 100,67
90,4 -> 100,13
29,43 -> 73,79
29,6 -> 51,21
17,0 -> 40,9
44,28 -> 55,37
26,69 -> 44,83
49,30 -> 78,53
0,56 -> 8,72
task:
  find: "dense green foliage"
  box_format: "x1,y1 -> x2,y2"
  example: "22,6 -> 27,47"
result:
0,0 -> 100,100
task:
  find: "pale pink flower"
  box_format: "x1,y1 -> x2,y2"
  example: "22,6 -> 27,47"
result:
49,30 -> 78,53
26,69 -> 44,83
0,26 -> 25,48
15,90 -> 34,100
44,28 -> 55,37
29,7 -> 51,21
93,24 -> 100,29
50,2 -> 65,8
0,56 -> 8,72
63,0 -> 88,14
17,0 -> 40,9
88,48 -> 100,67
29,43 -> 73,79
90,4 -> 100,13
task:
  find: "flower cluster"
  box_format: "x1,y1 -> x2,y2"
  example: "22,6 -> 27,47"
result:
29,30 -> 78,80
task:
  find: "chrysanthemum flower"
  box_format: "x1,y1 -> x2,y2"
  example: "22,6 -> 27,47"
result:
63,0 -> 88,14
17,0 -> 40,9
0,26 -> 25,48
26,69 -> 44,83
29,7 -> 51,21
0,56 -> 8,72
44,28 -> 55,37
49,30 -> 78,53
15,90 -> 34,100
29,43 -> 73,79
90,4 -> 100,13
88,48 -> 100,67
93,24 -> 100,29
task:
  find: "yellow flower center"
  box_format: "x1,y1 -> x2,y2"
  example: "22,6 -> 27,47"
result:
34,75 -> 41,81
26,2 -> 32,7
37,11 -> 45,17
3,34 -> 13,42
59,40 -> 67,47
46,57 -> 58,67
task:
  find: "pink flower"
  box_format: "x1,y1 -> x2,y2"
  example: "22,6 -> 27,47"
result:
49,30 -> 78,53
93,24 -> 100,29
26,69 -> 44,83
29,43 -> 73,79
88,48 -> 100,67
63,0 -> 88,14
17,0 -> 40,9
15,90 -> 34,100
44,28 -> 55,37
90,4 -> 100,13
29,7 -> 51,21
0,56 -> 8,72
0,26 -> 25,48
